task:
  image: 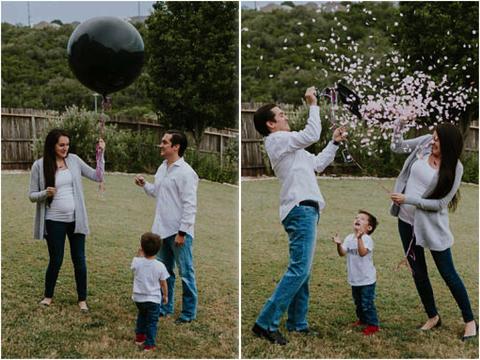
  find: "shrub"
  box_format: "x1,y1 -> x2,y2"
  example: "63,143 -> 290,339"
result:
34,106 -> 159,174
34,106 -> 238,184
462,151 -> 479,184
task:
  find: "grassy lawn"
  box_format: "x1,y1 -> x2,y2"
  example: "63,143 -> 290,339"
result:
241,178 -> 478,358
2,173 -> 238,358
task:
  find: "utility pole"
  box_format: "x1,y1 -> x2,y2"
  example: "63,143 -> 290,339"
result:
137,1 -> 140,17
27,1 -> 31,27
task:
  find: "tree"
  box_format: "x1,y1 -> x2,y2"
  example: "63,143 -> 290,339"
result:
145,2 -> 238,149
1,22 -> 152,114
241,3 -> 398,104
394,2 -> 479,134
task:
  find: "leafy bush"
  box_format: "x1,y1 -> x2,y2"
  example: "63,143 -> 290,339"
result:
34,106 -> 159,174
185,148 -> 238,184
462,151 -> 479,184
34,106 -> 238,183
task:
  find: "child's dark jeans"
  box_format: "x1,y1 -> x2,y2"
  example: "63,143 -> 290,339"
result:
351,282 -> 379,326
135,301 -> 161,346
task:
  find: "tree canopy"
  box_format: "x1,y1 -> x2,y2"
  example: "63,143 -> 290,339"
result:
145,2 -> 238,147
241,1 -> 479,124
1,22 -> 151,113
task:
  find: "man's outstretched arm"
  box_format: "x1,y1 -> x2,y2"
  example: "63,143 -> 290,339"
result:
310,126 -> 347,173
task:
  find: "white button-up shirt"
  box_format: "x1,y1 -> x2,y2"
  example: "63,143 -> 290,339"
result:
264,105 -> 339,222
144,157 -> 199,239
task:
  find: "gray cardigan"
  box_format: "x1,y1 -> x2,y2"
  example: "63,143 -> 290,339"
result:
390,129 -> 463,251
29,153 -> 105,239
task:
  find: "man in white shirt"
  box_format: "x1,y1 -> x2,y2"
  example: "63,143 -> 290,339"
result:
251,87 -> 347,345
135,130 -> 199,324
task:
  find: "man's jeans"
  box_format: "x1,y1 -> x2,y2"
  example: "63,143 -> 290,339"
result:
256,205 -> 319,332
157,234 -> 198,321
135,301 -> 161,346
398,219 -> 474,322
351,283 -> 379,326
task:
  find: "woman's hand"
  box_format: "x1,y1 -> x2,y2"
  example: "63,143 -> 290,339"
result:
98,138 -> 106,151
46,187 -> 56,198
333,126 -> 348,143
391,193 -> 406,204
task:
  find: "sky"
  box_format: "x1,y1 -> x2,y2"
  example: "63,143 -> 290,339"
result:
241,1 -> 323,9
1,1 -> 156,26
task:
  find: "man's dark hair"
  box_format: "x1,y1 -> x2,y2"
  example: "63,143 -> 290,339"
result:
253,103 -> 277,137
358,210 -> 378,235
141,232 -> 162,257
165,130 -> 188,157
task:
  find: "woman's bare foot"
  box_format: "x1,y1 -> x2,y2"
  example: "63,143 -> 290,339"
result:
463,320 -> 477,338
78,301 -> 89,312
420,315 -> 441,330
39,297 -> 52,306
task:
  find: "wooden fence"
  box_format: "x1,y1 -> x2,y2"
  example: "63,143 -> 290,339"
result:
241,103 -> 479,177
241,105 -> 266,177
1,108 -> 237,170
465,120 -> 479,152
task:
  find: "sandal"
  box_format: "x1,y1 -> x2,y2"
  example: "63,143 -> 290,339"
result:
78,301 -> 89,312
39,298 -> 52,307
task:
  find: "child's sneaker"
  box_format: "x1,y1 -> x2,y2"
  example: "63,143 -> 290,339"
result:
135,333 -> 146,345
351,320 -> 365,327
362,325 -> 380,336
143,345 -> 156,352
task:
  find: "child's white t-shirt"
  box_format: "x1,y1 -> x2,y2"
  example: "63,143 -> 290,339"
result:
342,234 -> 376,286
131,257 -> 170,304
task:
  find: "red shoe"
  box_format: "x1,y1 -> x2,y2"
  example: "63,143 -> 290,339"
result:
135,333 -> 146,345
362,325 -> 380,336
351,320 -> 365,327
143,345 -> 156,352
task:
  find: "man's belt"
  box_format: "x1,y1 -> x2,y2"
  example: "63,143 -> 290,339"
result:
299,200 -> 319,211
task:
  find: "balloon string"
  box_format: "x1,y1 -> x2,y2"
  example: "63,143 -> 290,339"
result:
96,96 -> 109,194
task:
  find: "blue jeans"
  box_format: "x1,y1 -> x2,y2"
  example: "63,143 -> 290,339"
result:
352,283 -> 378,326
256,205 -> 319,332
44,220 -> 87,301
398,219 -> 474,322
156,234 -> 198,321
135,301 -> 161,346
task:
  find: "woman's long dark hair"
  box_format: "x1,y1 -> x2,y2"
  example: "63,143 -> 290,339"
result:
43,129 -> 70,206
427,123 -> 463,211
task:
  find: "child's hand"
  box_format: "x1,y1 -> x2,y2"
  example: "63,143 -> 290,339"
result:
355,231 -> 364,240
136,248 -> 144,257
332,233 -> 342,245
162,296 -> 168,305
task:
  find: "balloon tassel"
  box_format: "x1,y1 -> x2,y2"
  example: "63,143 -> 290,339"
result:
96,96 -> 111,194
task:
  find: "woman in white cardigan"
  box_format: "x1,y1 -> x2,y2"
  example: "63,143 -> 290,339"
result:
389,122 -> 476,341
29,129 -> 105,311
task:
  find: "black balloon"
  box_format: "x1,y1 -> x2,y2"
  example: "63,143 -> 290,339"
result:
337,83 -> 362,119
67,17 -> 144,96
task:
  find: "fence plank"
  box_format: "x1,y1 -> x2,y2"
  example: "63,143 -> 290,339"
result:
2,108 -> 238,170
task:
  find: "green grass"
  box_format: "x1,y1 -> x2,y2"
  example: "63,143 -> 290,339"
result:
241,178 -> 478,358
2,173 -> 238,358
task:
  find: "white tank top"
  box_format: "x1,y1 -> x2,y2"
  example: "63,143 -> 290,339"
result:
45,168 -> 75,222
398,155 -> 438,225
